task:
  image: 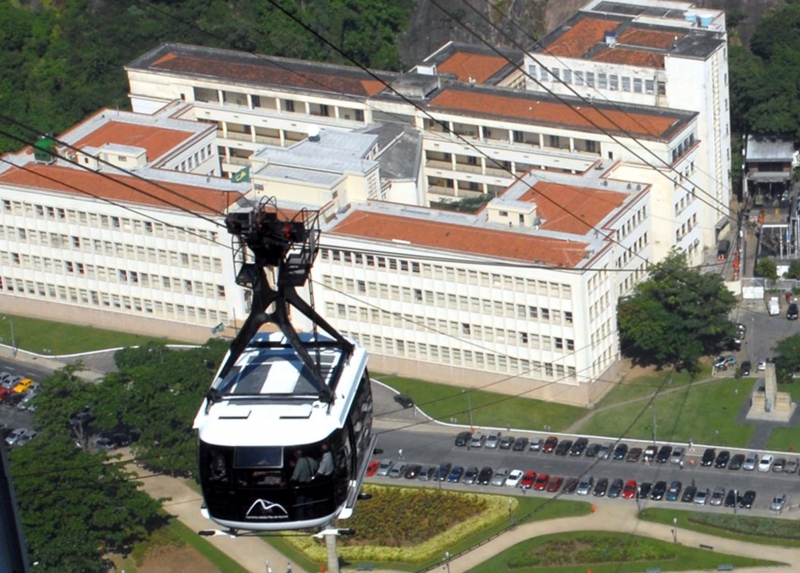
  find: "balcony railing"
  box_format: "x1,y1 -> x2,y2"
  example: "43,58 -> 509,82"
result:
427,185 -> 456,197
225,132 -> 253,142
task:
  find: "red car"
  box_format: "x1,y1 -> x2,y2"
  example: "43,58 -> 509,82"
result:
542,436 -> 559,453
533,473 -> 550,491
0,387 -> 10,403
622,479 -> 637,499
520,470 -> 536,489
366,460 -> 380,477
546,476 -> 564,493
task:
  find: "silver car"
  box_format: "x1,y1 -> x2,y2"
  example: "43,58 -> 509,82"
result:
376,459 -> 393,477
529,438 -> 543,451
491,468 -> 510,486
670,447 -> 685,464
743,453 -> 758,471
388,463 -> 406,478
4,428 -> 27,447
786,459 -> 799,474
470,433 -> 486,448
576,475 -> 594,495
710,487 -> 725,506
597,443 -> 612,459
694,488 -> 709,505
485,431 -> 502,449
771,493 -> 788,512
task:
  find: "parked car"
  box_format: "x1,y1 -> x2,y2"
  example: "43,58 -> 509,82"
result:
455,431 -> 473,447
520,470 -> 536,489
366,460 -> 380,476
563,477 -> 580,494
577,475 -> 595,496
638,482 -> 652,499
463,466 -> 479,485
701,448 -> 716,467
554,439 -> 573,456
593,477 -> 609,497
656,445 -> 672,464
533,473 -> 550,491
546,476 -> 564,493
12,378 -> 33,394
393,393 -> 414,408
729,454 -> 745,471
0,387 -> 11,403
670,447 -> 685,464
740,490 -> 756,509
435,462 -> 452,481
388,463 -> 406,478
511,437 -> 529,452
714,450 -> 731,468
585,443 -> 601,458
735,323 -> 747,343
788,303 -> 799,320
498,435 -> 515,450
14,430 -> 36,447
681,485 -> 697,503
529,438 -> 543,452
786,459 -> 799,474
491,468 -> 511,486
740,361 -> 752,376
714,355 -> 737,370
448,466 -> 465,483
607,478 -> 624,498
416,464 -> 431,481
470,433 -> 486,448
710,487 -> 726,506
597,443 -> 612,459
542,436 -> 559,453
694,488 -> 710,505
95,437 -> 116,451
773,458 -> 787,473
666,480 -> 682,501
485,431 -> 502,449
569,437 -> 588,456
643,445 -> 658,462
759,454 -> 775,472
770,493 -> 788,512
4,428 -> 28,447
626,447 -> 643,462
612,443 -> 629,460
505,469 -> 523,488
622,480 -> 637,499
403,464 -> 422,479
743,452 -> 758,471
724,489 -> 737,508
477,466 -> 494,485
650,481 -> 667,500
757,358 -> 767,372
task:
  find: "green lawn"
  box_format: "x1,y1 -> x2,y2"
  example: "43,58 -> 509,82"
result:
374,373 -> 587,431
0,313 -> 187,355
640,508 -> 800,548
578,377 -> 755,447
468,530 -> 780,572
766,382 -> 800,451
596,364 -> 712,408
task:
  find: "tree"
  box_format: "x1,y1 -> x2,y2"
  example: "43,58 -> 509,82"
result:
785,260 -> 800,280
617,251 -> 738,371
773,334 -> 800,383
756,257 -> 778,282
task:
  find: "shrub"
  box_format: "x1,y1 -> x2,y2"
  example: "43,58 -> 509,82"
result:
688,513 -> 800,539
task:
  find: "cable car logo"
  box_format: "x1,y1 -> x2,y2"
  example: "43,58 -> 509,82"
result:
246,498 -> 289,520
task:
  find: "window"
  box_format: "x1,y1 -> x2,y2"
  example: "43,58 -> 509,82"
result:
645,79 -> 655,94
586,72 -> 595,87
552,68 -> 561,81
563,69 -> 572,84
621,76 -> 631,91
609,75 -> 618,90
539,66 -> 549,81
598,73 -> 607,89
633,78 -> 642,93
574,71 -> 584,86
657,81 -> 666,95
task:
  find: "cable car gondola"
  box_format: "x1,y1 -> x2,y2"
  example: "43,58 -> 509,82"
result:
194,200 -> 375,531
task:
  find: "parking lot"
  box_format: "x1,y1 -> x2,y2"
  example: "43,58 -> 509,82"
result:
371,427 -> 800,516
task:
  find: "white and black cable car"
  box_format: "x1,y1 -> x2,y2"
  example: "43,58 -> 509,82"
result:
194,201 -> 375,531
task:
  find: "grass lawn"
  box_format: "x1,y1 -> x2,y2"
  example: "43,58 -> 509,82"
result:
766,382 -> 800,451
640,507 -> 800,548
374,373 -> 587,431
468,530 -> 780,572
0,313 -> 187,355
268,490 -> 592,572
578,377 -> 755,447
596,363 -> 712,408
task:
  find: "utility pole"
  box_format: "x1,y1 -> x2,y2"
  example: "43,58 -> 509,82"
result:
463,389 -> 473,428
651,406 -> 657,444
3,316 -> 15,358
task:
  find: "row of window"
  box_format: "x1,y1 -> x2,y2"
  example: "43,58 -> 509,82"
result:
590,319 -> 615,348
320,249 -> 573,298
672,133 -> 697,163
0,200 -> 219,243
175,144 -> 214,172
529,65 -> 663,95
615,233 -> 649,269
323,275 -> 575,325
0,277 -> 228,325
616,205 -> 647,242
348,331 -> 578,381
676,213 -> 699,241
617,263 -> 648,297
327,302 -> 576,352
588,293 -> 612,323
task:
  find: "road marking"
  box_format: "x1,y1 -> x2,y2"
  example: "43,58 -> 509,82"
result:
5,366 -> 16,371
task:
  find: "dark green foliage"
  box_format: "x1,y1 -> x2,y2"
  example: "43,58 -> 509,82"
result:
688,512 -> 800,540
785,260 -> 800,280
0,0 -> 416,154
756,257 -> 778,282
773,334 -> 800,383
617,251 -> 737,371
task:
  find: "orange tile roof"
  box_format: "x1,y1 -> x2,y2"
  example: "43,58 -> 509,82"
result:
429,88 -> 679,138
74,121 -> 195,161
436,51 -> 509,84
330,211 -> 589,267
592,48 -> 665,68
544,19 -> 621,58
618,28 -> 684,50
0,164 -> 238,215
518,182 -> 627,235
151,52 -> 386,97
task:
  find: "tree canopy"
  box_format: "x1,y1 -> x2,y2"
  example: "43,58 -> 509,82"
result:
617,251 -> 738,371
773,334 -> 800,383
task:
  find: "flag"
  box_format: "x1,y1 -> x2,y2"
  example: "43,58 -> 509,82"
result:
231,166 -> 250,183
211,322 -> 225,335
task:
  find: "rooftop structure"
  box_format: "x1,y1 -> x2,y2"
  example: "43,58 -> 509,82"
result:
415,41 -> 524,86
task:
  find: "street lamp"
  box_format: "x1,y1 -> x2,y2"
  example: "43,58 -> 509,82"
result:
463,389 -> 473,428
443,551 -> 451,573
2,316 -> 16,357
650,405 -> 657,444
672,517 -> 678,543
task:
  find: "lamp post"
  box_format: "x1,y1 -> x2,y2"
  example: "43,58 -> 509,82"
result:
672,517 -> 678,543
463,389 -> 473,428
650,406 -> 657,444
444,551 -> 450,573
2,316 -> 16,357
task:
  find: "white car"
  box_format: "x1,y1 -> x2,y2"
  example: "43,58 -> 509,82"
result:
506,469 -> 524,488
757,358 -> 767,372
758,454 -> 774,472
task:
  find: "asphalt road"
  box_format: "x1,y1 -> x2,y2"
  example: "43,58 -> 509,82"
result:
372,426 -> 800,515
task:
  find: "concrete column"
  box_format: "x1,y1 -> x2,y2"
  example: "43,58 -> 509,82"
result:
325,533 -> 339,573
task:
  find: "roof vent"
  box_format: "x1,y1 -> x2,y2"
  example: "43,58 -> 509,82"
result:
307,125 -> 321,142
604,31 -> 618,47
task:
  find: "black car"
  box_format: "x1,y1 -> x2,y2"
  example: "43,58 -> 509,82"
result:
463,466 -> 479,485
608,478 -> 624,498
626,447 -> 643,462
701,448 -> 716,466
656,445 -> 672,463
681,485 -> 697,503
740,361 -> 752,376
638,482 -> 653,499
555,439 -> 573,456
435,462 -> 452,481
585,443 -> 601,458
788,303 -> 799,320
650,481 -> 667,500
403,464 -> 422,479
593,477 -> 609,497
714,450 -> 731,469
612,443 -> 629,460
499,435 -> 515,450
455,431 -> 473,447
511,437 -> 529,451
477,466 -> 493,485
394,393 -> 415,408
724,489 -> 737,508
740,490 -> 756,509
729,453 -> 745,470
563,477 -> 580,494
570,437 -> 589,456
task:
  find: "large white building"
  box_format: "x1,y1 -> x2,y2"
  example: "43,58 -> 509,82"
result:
0,108 -> 250,340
